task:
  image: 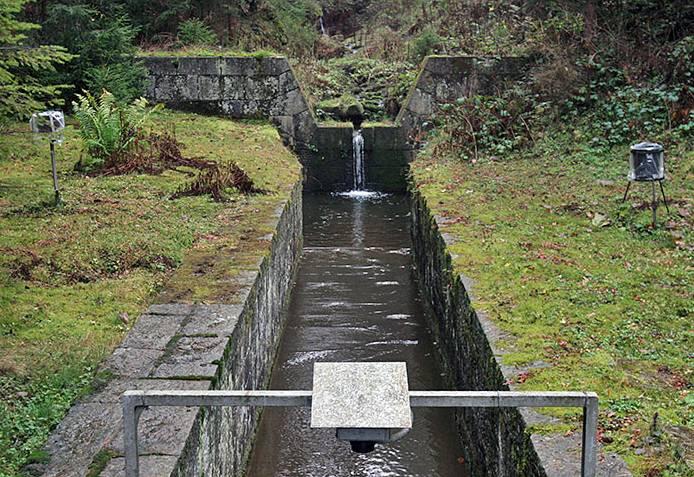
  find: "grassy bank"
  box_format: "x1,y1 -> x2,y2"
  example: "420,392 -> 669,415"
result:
411,134 -> 692,476
0,111 -> 299,476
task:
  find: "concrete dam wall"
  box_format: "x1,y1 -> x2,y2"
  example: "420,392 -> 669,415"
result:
143,55 -> 527,193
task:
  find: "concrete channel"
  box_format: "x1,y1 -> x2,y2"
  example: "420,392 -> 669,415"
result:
245,192 -> 466,476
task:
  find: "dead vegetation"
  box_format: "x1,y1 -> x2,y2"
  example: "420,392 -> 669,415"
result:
86,132 -> 264,202
173,161 -> 265,202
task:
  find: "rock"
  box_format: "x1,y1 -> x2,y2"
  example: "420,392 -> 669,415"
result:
591,213 -> 611,227
316,95 -> 364,122
118,312 -> 129,325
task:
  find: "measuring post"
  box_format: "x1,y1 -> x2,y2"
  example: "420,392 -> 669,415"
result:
50,139 -> 61,205
30,110 -> 65,206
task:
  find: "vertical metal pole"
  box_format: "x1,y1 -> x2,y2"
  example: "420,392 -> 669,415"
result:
581,395 -> 599,477
123,394 -> 142,477
651,181 -> 657,228
50,140 -> 60,205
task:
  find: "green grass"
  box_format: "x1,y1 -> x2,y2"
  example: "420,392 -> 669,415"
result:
411,133 -> 693,476
0,111 -> 299,476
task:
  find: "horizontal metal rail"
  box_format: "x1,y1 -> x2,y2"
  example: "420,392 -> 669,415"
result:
122,390 -> 598,477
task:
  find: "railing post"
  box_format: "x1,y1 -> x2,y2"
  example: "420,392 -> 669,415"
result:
581,393 -> 599,477
123,391 -> 145,477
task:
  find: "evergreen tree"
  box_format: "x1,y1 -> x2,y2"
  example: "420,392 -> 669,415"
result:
0,0 -> 73,121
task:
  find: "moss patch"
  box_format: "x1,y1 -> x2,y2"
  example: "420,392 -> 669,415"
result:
0,111 -> 299,475
411,134 -> 692,475
138,48 -> 282,58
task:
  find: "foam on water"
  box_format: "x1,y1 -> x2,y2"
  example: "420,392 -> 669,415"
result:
335,190 -> 387,200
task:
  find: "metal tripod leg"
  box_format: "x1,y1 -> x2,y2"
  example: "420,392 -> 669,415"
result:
622,182 -> 631,202
658,181 -> 670,215
651,181 -> 658,228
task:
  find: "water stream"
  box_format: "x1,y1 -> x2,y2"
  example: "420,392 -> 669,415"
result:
246,193 -> 465,476
353,130 -> 365,191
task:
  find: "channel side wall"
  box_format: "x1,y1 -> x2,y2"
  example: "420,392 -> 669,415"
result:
171,189 -> 303,477
410,190 -> 545,477
33,183 -> 303,477
410,190 -> 631,477
172,182 -> 303,477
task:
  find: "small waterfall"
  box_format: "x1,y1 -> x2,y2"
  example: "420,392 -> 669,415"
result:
319,16 -> 327,35
353,129 -> 365,190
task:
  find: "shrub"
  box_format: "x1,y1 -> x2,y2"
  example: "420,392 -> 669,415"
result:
85,63 -> 149,105
410,28 -> 442,62
177,19 -> 217,46
72,90 -> 161,169
434,86 -> 539,161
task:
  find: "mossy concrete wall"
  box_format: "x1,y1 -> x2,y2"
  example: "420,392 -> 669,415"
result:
410,189 -> 546,477
410,190 -> 631,477
34,183 -> 303,477
361,125 -> 412,192
397,56 -> 530,144
172,183 -> 302,476
143,56 -> 315,150
144,55 -> 528,193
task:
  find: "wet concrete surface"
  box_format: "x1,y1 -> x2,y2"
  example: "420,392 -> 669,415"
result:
246,193 -> 466,477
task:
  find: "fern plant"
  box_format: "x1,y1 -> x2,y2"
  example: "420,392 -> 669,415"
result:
72,90 -> 161,168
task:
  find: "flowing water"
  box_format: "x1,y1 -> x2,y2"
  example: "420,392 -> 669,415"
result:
353,131 -> 365,191
246,193 -> 465,477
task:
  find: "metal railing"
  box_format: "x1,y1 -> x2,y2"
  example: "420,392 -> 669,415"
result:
122,390 -> 598,477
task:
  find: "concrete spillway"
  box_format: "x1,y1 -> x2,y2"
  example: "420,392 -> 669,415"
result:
246,193 -> 465,476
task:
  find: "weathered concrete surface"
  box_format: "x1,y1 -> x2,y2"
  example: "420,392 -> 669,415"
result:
410,190 -> 631,477
144,55 -> 528,193
310,362 -> 411,429
144,56 -> 314,149
397,56 -> 530,144
33,183 -> 303,477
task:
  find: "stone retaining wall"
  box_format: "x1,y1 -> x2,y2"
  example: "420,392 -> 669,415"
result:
144,56 -> 315,150
172,184 -> 302,476
34,183 -> 303,477
410,190 -> 631,477
410,190 -> 545,477
397,56 -> 530,140
144,55 -> 528,193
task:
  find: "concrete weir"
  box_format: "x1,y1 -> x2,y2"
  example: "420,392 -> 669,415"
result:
36,55 -> 631,477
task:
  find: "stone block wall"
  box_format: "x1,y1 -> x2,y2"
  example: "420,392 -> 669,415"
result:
298,124 -> 354,192
173,184 -> 303,476
410,190 -> 546,477
144,56 -> 315,149
397,56 -> 530,142
144,55 -> 529,193
361,126 -> 412,192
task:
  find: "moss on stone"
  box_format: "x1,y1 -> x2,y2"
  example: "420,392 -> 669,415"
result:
316,94 -> 364,122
